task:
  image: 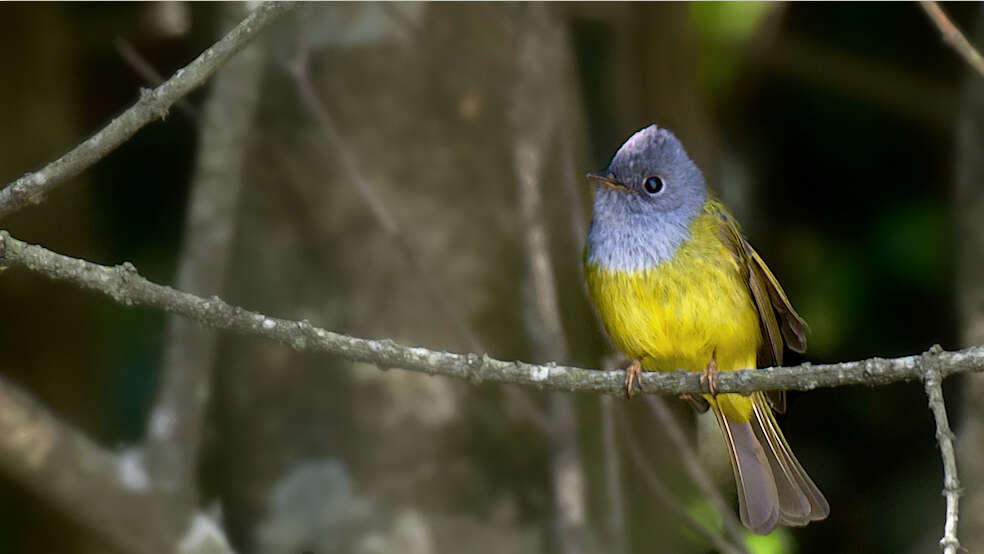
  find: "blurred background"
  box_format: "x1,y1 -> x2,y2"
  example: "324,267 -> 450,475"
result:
0,2 -> 981,553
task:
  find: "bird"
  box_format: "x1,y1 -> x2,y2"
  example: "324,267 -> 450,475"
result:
583,124 -> 829,535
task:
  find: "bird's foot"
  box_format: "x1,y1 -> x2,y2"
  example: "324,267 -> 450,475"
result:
699,348 -> 719,397
624,357 -> 643,399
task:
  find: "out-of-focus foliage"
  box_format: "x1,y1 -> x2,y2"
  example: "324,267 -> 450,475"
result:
691,2 -> 774,94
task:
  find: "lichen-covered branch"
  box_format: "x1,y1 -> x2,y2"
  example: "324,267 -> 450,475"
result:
923,350 -> 961,554
2,230 -> 983,396
0,1 -> 294,220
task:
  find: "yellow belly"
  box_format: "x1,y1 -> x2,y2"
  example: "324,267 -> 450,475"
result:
584,212 -> 761,420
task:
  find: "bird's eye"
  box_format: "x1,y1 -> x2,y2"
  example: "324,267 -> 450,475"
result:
643,175 -> 664,194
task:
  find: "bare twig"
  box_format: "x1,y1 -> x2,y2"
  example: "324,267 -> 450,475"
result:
1,229 -> 982,393
920,1 -> 984,80
643,397 -> 750,553
615,408 -> 743,554
923,348 -> 961,554
0,7 -> 291,553
114,38 -> 200,123
144,2 -> 268,502
3,232 -> 984,395
0,1 -> 294,220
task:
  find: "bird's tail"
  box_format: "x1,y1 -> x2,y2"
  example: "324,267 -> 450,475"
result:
712,392 -> 829,535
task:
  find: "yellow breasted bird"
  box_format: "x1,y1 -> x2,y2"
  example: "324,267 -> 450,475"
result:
583,125 -> 829,534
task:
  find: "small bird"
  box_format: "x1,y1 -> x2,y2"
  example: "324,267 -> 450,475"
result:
583,125 -> 829,534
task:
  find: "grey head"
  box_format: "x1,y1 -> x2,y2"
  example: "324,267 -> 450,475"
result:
585,125 -> 708,271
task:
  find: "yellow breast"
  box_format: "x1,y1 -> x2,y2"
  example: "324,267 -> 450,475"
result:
584,207 -> 760,375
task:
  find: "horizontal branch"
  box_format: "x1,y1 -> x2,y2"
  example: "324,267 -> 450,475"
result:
0,1 -> 295,221
1,230 -> 982,395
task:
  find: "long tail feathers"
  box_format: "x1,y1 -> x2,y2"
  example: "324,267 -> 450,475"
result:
713,403 -> 779,534
713,393 -> 829,535
751,394 -> 830,525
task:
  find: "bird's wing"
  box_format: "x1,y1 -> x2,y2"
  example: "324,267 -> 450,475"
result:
708,202 -> 809,413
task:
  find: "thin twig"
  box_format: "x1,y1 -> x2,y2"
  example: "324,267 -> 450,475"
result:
114,38 -> 200,123
614,408 -> 743,554
3,232 -> 984,395
0,1 -> 295,220
923,348 -> 961,554
643,397 -> 750,553
920,1 -> 984,80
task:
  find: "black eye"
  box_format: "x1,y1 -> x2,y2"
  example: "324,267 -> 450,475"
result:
643,175 -> 664,194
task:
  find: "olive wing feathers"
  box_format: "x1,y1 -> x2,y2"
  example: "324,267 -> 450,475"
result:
710,203 -> 809,412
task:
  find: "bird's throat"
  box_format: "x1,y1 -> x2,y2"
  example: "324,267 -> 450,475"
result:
585,192 -> 699,271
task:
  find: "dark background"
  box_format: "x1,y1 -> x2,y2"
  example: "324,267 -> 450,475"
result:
0,3 -> 978,554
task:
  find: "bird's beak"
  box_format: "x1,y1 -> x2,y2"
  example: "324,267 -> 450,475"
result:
586,171 -> 631,192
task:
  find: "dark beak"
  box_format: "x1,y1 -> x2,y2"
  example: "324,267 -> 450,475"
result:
586,170 -> 630,192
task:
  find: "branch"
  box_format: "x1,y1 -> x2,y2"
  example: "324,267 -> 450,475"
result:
2,231 -> 984,395
920,1 -> 984,80
145,2 -> 269,500
0,1 -> 295,221
923,349 -> 961,554
114,38 -> 200,123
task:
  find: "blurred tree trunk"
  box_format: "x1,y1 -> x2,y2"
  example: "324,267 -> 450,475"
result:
954,6 -> 984,551
209,4 -> 587,553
